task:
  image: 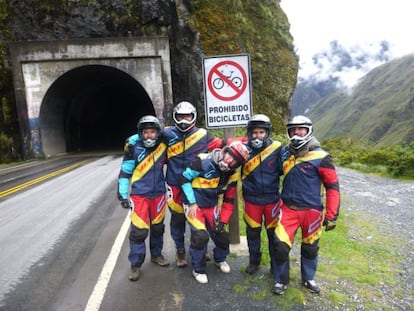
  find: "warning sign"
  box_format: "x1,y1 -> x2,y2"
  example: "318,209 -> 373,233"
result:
203,54 -> 252,128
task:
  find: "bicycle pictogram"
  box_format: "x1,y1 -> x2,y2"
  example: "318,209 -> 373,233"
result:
207,60 -> 248,101
212,69 -> 243,90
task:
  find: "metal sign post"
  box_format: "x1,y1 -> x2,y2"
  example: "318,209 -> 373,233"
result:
224,127 -> 241,244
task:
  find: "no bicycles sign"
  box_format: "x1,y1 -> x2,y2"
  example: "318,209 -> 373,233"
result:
203,54 -> 252,128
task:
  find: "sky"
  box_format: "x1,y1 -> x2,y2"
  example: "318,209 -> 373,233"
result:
280,0 -> 414,88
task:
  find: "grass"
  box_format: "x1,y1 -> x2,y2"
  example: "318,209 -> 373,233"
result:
231,192 -> 407,310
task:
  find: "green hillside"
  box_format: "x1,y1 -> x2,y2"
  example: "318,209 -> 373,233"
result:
309,54 -> 414,146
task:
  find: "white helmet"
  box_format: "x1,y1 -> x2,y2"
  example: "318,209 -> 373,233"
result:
173,101 -> 197,132
137,115 -> 161,148
286,115 -> 313,150
247,114 -> 272,149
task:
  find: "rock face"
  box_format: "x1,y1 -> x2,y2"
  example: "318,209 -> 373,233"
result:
1,0 -> 297,131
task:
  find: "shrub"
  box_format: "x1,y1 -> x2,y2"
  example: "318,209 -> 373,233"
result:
321,136 -> 414,180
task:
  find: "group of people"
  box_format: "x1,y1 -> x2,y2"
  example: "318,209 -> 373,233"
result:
117,101 -> 340,295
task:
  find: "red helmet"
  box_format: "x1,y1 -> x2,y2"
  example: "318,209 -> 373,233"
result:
223,141 -> 249,168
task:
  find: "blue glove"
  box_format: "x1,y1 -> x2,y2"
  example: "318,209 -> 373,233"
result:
120,199 -> 131,210
323,218 -> 336,231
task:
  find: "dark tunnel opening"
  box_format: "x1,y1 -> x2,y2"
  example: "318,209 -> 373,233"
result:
39,65 -> 155,153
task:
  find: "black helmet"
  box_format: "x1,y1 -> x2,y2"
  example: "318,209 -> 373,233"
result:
173,101 -> 197,132
247,114 -> 271,149
137,115 -> 161,148
286,115 -> 313,150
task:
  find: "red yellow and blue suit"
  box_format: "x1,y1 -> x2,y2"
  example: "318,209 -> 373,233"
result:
242,140 -> 284,269
180,152 -> 239,273
273,145 -> 340,284
162,126 -> 229,250
117,134 -> 167,268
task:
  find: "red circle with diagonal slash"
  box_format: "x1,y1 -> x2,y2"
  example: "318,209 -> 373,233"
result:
207,60 -> 248,101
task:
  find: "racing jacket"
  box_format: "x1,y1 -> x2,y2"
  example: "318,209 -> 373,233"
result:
162,126 -> 224,187
281,146 -> 340,221
242,140 -> 284,205
180,153 -> 239,224
117,134 -> 167,199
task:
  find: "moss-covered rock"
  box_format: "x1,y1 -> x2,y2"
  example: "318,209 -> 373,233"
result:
188,0 -> 298,132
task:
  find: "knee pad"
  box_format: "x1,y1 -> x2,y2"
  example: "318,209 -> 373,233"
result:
215,231 -> 230,249
129,227 -> 149,243
246,226 -> 261,240
150,223 -> 165,237
170,212 -> 186,227
274,241 -> 290,263
190,230 -> 209,250
301,242 -> 319,259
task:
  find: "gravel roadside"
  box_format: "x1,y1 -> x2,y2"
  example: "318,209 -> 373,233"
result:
330,167 -> 414,310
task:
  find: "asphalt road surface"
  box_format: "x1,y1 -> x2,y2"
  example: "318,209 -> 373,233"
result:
0,155 -> 124,309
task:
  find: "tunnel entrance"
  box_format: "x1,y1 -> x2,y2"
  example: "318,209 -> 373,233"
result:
9,37 -> 173,159
40,65 -> 154,154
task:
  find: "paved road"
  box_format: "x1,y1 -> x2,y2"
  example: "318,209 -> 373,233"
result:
0,155 -> 122,310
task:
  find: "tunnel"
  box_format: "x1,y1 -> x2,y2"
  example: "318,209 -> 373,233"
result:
39,65 -> 155,155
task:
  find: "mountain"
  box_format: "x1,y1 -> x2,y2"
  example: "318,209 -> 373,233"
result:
290,40 -> 393,116
289,79 -> 334,115
307,54 -> 414,146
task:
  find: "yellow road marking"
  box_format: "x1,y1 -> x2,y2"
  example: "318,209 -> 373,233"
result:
0,159 -> 91,198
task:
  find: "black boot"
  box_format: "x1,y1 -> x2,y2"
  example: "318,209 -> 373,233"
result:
245,253 -> 261,274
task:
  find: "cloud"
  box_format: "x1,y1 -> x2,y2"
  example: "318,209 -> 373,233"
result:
281,0 -> 414,88
299,40 -> 393,88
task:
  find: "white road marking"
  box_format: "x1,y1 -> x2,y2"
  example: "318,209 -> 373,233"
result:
84,212 -> 130,311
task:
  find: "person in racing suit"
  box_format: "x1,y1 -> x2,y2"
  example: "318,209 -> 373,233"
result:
272,115 -> 340,295
180,142 -> 249,284
117,115 -> 169,281
241,114 -> 285,275
163,101 -> 234,267
121,101 -> 245,267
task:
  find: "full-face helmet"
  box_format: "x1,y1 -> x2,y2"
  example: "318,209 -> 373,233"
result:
286,115 -> 313,150
218,141 -> 249,172
173,101 -> 197,132
247,114 -> 272,149
137,115 -> 161,148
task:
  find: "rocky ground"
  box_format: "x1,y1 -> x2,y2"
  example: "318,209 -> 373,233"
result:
322,167 -> 414,310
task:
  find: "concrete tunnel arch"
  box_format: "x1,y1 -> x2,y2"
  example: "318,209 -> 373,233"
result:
40,65 -> 154,155
9,37 -> 173,159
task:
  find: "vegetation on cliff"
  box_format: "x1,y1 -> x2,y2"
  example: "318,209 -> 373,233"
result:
189,0 -> 297,132
0,0 -> 19,162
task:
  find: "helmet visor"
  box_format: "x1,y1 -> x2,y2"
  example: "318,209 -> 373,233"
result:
287,126 -> 311,140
